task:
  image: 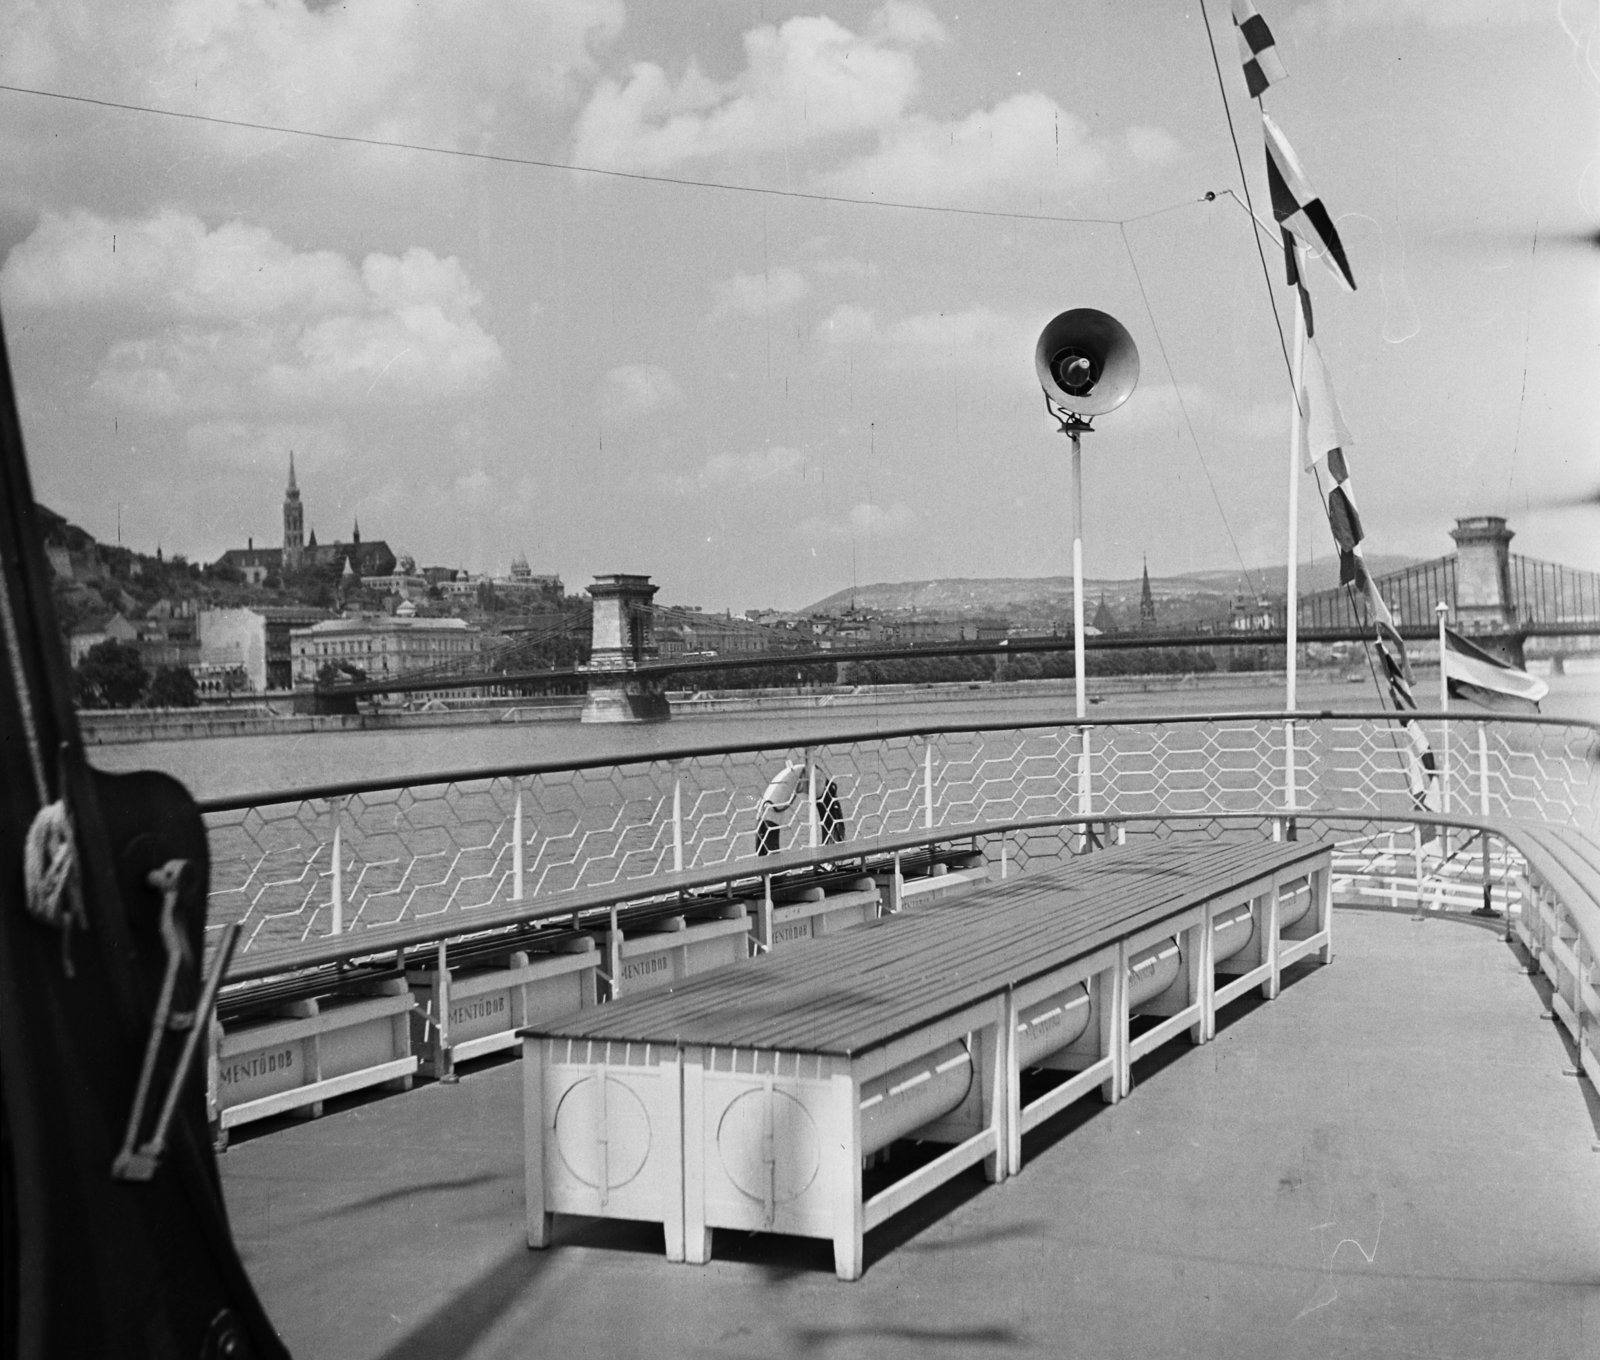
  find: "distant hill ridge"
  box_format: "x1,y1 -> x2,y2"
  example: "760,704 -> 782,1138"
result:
805,555 -> 1418,619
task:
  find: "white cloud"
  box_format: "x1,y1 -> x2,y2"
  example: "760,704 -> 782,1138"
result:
184,421 -> 348,470
1229,401 -> 1287,441
1108,381 -> 1211,435
1125,125 -> 1180,165
698,445 -> 809,485
1,0 -> 624,149
809,254 -> 879,279
3,208 -> 502,413
798,500 -> 917,539
600,363 -> 683,421
1,210 -> 362,317
1298,0 -> 1544,27
815,303 -> 1031,369
570,4 -> 943,171
709,267 -> 808,320
825,92 -> 1106,209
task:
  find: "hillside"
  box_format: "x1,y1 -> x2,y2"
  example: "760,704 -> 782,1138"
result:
805,554 -> 1419,629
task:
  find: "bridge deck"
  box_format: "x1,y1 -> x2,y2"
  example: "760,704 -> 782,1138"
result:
220,905 -> 1600,1360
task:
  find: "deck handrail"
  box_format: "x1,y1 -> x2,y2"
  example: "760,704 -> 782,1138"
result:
221,806 -> 1594,983
193,707 -> 1599,814
200,708 -> 1599,981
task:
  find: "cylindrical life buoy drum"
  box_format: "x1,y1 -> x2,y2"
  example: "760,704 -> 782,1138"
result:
1276,882 -> 1311,932
1015,983 -> 1094,1069
1211,900 -> 1256,965
1126,937 -> 1182,1010
858,1041 -> 973,1155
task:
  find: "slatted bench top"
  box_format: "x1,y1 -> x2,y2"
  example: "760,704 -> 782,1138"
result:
1493,819 -> 1600,931
522,837 -> 1328,1057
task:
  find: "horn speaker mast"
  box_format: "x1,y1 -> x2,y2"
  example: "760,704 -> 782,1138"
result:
1034,308 -> 1140,721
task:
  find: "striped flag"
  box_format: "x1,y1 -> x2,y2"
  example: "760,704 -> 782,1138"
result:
1233,0 -> 1287,99
1348,562 -> 1441,827
1443,628 -> 1548,711
1374,635 -> 1443,826
1300,338 -> 1354,469
1262,112 -> 1357,292
1300,341 -> 1364,584
1323,451 -> 1365,586
1284,231 -> 1314,337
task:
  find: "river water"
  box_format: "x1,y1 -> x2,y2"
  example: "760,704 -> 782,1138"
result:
91,671 -> 1600,804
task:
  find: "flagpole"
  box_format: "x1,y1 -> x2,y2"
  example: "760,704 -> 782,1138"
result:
1436,600 -> 1451,834
1285,244 -> 1307,716
1283,241 -> 1307,832
1436,601 -> 1449,714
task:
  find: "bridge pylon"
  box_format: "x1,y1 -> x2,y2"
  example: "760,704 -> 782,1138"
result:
580,573 -> 670,723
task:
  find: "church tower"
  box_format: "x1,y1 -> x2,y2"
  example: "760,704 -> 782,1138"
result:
1139,556 -> 1157,629
282,452 -> 305,571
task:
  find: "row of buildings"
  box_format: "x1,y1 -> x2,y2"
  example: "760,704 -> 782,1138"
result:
70,601 -> 487,696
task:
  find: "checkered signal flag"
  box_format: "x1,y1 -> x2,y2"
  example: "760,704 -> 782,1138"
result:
1262,111 -> 1357,292
1233,0 -> 1288,99
1299,339 -> 1364,583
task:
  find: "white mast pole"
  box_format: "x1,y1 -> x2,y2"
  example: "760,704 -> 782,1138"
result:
1071,430 -> 1086,722
1071,427 -> 1091,850
1285,246 -> 1307,716
1282,244 -> 1307,833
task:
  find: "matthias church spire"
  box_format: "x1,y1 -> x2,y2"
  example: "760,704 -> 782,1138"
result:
283,451 -> 305,570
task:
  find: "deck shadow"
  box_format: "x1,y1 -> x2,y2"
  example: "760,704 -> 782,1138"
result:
220,1047 -> 522,1149
790,1321 -> 1024,1352
372,1243 -> 558,1360
1338,900 -> 1512,936
1513,955 -> 1600,1142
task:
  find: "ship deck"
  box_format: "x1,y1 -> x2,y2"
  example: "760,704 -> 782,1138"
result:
220,904 -> 1600,1360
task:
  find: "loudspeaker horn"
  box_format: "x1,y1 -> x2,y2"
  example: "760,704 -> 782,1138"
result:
1034,308 -> 1140,418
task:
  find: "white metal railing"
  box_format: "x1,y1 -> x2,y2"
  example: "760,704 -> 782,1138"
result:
198,710 -> 1599,965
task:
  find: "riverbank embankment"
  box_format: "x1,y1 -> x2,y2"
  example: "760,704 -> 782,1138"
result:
82,670 -> 1360,746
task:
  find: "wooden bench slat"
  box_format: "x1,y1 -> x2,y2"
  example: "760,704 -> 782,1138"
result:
523,839 -> 1326,1055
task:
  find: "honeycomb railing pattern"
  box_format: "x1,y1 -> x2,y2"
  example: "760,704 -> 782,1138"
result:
199,710 -> 1599,962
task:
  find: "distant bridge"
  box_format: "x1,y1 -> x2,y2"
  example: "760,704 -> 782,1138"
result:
312,518 -> 1600,705
312,621 -> 1584,703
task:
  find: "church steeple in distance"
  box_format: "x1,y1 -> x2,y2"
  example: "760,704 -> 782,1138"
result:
1139,555 -> 1157,629
282,451 -> 304,570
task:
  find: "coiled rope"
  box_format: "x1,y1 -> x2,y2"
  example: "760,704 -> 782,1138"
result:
23,799 -> 85,975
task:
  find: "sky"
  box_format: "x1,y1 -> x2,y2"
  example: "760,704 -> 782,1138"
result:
1,0 -> 1596,614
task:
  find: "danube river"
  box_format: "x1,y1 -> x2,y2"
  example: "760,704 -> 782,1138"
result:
91,670 -> 1600,804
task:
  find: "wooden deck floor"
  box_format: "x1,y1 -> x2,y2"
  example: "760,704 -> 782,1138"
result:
221,903 -> 1600,1360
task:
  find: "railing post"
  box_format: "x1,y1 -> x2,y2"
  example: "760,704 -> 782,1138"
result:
758,873 -> 773,948
608,904 -> 622,1000
1482,832 -> 1497,925
1476,722 -> 1490,818
672,770 -> 685,873
512,783 -> 525,901
329,798 -> 343,937
807,751 -> 820,850
999,835 -> 1009,880
890,850 -> 903,913
1282,719 -> 1296,843
1077,727 -> 1092,853
1412,823 -> 1425,916
923,742 -> 935,833
435,940 -> 456,1083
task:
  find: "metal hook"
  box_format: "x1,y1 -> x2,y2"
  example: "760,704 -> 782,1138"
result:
113,860 -> 240,1182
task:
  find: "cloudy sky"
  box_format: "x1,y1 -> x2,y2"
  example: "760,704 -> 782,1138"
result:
1,1 -> 1596,612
